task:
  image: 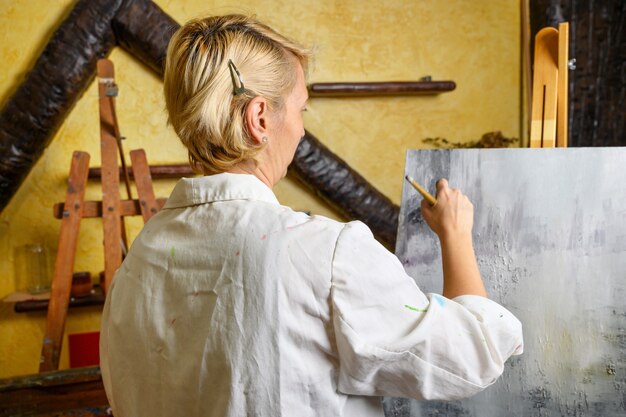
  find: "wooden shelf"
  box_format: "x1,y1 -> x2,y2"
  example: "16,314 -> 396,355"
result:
13,286 -> 105,313
0,366 -> 109,416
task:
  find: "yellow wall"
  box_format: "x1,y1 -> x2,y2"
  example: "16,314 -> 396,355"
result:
0,0 -> 520,377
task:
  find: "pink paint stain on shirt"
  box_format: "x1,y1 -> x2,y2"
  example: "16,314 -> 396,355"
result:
260,234 -> 267,240
235,250 -> 240,256
286,219 -> 313,231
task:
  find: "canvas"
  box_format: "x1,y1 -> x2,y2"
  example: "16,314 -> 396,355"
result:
386,148 -> 626,417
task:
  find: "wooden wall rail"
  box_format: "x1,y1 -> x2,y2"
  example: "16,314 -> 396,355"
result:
308,81 -> 456,97
88,165 -> 193,180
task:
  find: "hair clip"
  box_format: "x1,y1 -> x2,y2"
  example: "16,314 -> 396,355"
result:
228,59 -> 246,96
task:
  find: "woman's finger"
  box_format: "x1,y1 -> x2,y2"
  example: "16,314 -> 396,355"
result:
436,178 -> 448,194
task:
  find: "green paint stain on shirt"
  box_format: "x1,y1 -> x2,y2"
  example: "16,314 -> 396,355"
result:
404,304 -> 427,313
170,247 -> 175,258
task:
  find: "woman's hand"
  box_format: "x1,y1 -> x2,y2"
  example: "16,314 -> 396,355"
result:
419,179 -> 487,298
420,179 -> 474,240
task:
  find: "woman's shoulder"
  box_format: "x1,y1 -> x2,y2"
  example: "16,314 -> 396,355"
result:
275,205 -> 346,231
274,205 -> 375,241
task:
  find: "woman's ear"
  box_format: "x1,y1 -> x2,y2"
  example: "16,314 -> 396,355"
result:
244,96 -> 269,145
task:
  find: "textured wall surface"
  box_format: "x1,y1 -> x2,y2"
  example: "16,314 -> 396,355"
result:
0,1 -> 520,377
393,148 -> 626,416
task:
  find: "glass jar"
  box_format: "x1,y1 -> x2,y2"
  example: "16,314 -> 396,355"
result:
23,244 -> 51,294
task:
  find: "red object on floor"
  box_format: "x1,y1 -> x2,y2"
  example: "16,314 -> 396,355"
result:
68,331 -> 100,368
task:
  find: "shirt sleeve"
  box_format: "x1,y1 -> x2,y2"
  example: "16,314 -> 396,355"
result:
330,221 -> 523,401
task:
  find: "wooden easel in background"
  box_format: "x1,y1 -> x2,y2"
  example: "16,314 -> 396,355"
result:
530,22 -> 569,148
39,59 -> 163,372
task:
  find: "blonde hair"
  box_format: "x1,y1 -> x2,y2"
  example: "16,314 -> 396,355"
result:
164,14 -> 310,175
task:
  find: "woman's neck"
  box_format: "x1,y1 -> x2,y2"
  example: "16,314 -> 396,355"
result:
227,159 -> 274,189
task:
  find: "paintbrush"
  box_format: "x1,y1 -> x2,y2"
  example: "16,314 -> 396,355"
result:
405,175 -> 437,206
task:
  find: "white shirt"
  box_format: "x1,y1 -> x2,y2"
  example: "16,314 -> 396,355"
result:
100,173 -> 523,417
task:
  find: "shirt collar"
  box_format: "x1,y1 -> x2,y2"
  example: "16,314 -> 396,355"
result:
163,173 -> 280,209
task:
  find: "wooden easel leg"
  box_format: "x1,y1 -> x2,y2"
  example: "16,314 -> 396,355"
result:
100,148 -> 122,294
130,149 -> 159,223
40,151 -> 90,372
98,60 -> 123,294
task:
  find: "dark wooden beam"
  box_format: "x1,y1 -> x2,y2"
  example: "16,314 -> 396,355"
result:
112,0 -> 178,76
0,0 -> 119,212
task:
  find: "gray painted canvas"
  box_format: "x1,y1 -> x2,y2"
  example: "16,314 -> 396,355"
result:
386,148 -> 626,417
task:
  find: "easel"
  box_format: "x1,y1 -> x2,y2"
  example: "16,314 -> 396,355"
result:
530,22 -> 569,148
39,59 -> 162,372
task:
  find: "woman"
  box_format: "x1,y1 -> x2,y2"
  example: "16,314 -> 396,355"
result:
100,14 -> 523,417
